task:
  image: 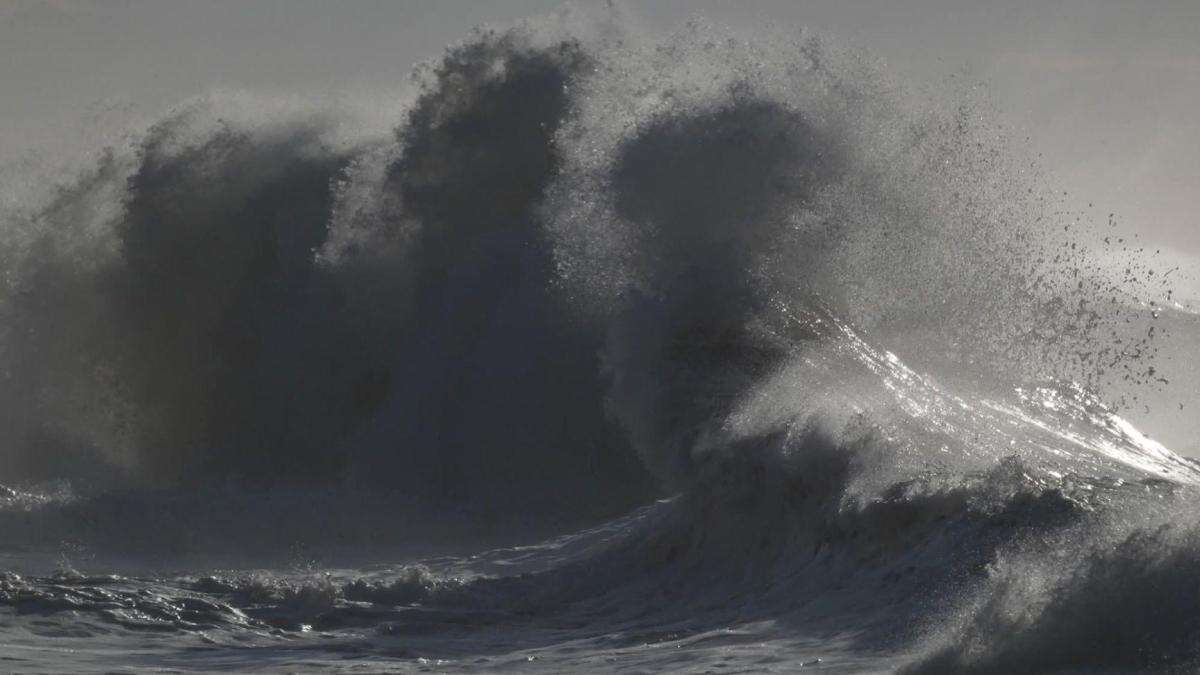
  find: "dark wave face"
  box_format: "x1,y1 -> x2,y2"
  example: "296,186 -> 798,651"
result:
0,8 -> 1195,674
0,32 -> 656,515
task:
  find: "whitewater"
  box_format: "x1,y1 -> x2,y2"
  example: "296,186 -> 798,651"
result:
2,8 -> 1199,673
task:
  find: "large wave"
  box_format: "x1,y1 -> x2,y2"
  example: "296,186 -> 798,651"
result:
0,14 -> 1163,498
1,9 -> 1194,672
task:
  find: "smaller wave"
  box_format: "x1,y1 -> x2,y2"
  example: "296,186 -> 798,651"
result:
907,510 -> 1200,674
1,416 -> 1195,673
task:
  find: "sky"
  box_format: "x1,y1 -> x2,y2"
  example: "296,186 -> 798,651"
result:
2,0 -> 1197,257
2,1 -> 1198,446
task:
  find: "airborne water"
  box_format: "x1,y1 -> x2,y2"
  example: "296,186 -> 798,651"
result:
2,7 -> 1199,674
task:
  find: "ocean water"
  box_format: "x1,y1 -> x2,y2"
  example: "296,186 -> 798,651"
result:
2,9 -> 1198,673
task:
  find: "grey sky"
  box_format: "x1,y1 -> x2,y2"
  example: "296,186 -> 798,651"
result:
2,0 -> 1197,253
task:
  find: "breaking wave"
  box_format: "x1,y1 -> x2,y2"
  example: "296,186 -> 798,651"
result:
1,7 -> 1195,673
